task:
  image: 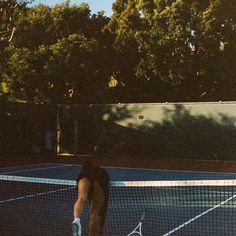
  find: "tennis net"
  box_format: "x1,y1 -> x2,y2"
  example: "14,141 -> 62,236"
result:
1,174 -> 236,236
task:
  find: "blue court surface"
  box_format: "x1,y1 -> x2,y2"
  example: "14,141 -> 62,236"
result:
1,163 -> 236,236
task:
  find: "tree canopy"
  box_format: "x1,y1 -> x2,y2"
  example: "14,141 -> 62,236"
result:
1,0 -> 236,103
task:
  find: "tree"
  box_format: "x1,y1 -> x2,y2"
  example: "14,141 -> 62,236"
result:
0,0 -> 31,42
2,0 -> 236,103
4,2 -> 114,104
136,0 -> 236,101
6,33 -> 105,103
106,0 -> 147,102
0,0 -> 32,98
108,0 -> 236,102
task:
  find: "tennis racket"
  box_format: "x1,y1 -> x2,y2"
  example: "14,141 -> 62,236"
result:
127,211 -> 146,236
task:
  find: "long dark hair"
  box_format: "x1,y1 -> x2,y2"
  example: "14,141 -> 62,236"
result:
81,160 -> 93,172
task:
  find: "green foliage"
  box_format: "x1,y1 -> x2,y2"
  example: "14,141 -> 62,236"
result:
135,0 -> 236,101
1,0 -> 236,103
0,0 -> 31,42
5,33 -> 107,103
0,0 -> 32,100
3,2 -> 113,103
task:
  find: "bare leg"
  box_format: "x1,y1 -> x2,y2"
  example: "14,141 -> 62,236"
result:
89,182 -> 105,236
98,198 -> 108,235
73,178 -> 90,218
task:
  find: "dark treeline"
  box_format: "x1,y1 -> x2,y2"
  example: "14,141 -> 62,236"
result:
0,0 -> 236,104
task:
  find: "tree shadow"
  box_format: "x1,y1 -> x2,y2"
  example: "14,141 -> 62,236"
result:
129,104 -> 236,160
2,102 -> 236,162
57,103 -> 236,160
58,104 -> 145,155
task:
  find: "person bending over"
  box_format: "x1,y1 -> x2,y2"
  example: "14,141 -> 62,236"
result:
72,161 -> 110,236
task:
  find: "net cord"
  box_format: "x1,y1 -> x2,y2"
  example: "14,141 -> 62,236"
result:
1,175 -> 236,187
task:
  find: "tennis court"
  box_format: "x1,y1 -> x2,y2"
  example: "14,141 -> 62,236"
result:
1,163 -> 236,235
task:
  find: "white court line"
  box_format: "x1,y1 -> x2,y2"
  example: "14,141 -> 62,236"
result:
1,164 -> 73,175
0,163 -> 66,172
0,163 -> 62,169
104,165 -> 236,176
0,186 -> 75,204
163,193 -> 236,236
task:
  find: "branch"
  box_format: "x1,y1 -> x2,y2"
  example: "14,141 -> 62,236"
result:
8,26 -> 16,42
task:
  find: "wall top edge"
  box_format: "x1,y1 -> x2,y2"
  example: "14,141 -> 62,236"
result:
56,101 -> 236,107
